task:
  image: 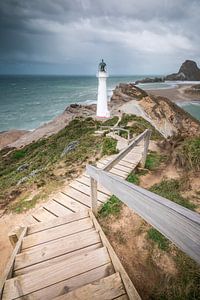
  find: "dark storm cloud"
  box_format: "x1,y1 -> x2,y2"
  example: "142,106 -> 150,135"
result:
0,0 -> 200,74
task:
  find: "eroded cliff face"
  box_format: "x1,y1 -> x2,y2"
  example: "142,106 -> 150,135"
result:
111,84 -> 200,138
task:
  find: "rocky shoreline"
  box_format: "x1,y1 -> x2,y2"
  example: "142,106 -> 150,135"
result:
1,83 -> 200,150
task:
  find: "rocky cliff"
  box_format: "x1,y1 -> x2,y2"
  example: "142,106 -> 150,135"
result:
111,83 -> 200,138
165,60 -> 200,81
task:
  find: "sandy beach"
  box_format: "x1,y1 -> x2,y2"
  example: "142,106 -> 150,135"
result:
145,84 -> 200,102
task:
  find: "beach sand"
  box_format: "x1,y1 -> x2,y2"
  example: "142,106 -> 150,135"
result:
146,84 -> 200,102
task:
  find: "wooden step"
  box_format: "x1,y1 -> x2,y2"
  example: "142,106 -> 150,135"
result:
43,200 -> 73,217
13,264 -> 115,300
22,217 -> 93,250
77,175 -> 111,196
53,192 -> 87,213
53,273 -> 126,300
27,210 -> 88,235
15,229 -> 101,272
3,247 -> 111,299
15,243 -> 102,276
70,181 -> 108,203
31,207 -> 57,222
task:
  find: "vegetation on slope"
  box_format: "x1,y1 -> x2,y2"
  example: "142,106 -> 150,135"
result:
0,117 -> 119,212
118,113 -> 163,140
174,136 -> 200,171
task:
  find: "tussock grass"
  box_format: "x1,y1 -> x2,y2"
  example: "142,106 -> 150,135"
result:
102,137 -> 118,156
147,228 -> 170,251
175,136 -> 200,171
99,195 -> 122,218
118,113 -> 163,140
149,179 -> 196,210
145,151 -> 166,170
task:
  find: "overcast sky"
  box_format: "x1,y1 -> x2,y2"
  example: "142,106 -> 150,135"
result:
0,0 -> 200,75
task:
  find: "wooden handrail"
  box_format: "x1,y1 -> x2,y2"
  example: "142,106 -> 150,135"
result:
86,165 -> 200,264
103,129 -> 151,171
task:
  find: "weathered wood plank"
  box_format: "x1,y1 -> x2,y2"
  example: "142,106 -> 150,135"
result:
43,200 -> 73,217
53,192 -> 87,212
27,210 -> 88,235
15,229 -> 100,271
14,243 -> 102,276
31,207 -> 57,222
90,177 -> 98,216
77,175 -> 111,196
62,187 -> 100,208
70,181 -> 107,203
3,247 -> 110,299
87,166 -> 200,264
0,228 -> 27,298
22,217 -> 93,250
14,263 -> 114,300
89,210 -> 141,300
53,273 -> 126,300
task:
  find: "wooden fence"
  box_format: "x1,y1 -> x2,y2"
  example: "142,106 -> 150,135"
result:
86,133 -> 200,265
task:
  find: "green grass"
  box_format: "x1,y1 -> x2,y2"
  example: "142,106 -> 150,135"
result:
118,114 -> 163,140
102,137 -> 118,156
102,116 -> 119,127
99,195 -> 122,218
147,228 -> 170,251
126,172 -> 140,185
0,117 -> 105,210
152,249 -> 200,300
175,137 -> 200,171
145,151 -> 166,170
149,179 -> 196,210
9,194 -> 43,213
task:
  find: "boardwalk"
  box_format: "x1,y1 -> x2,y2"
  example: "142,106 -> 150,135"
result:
1,131 -> 148,299
24,141 -> 144,223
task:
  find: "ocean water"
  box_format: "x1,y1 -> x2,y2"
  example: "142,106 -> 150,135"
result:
0,75 -> 199,132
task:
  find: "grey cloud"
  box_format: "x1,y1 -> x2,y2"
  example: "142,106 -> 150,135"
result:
0,0 -> 200,74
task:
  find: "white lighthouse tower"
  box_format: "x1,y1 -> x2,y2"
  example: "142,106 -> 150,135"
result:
96,59 -> 110,118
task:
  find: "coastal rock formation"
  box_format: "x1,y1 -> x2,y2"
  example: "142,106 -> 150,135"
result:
135,77 -> 164,84
111,84 -> 200,138
165,60 -> 200,81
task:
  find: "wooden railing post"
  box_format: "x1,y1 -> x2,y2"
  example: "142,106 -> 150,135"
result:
90,177 -> 98,216
140,130 -> 151,168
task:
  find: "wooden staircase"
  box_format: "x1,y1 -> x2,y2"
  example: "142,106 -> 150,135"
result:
1,210 -> 140,299
1,130 -> 151,299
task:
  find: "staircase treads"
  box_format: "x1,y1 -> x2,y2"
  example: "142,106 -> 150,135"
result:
43,200 -> 73,217
14,229 -> 101,273
27,210 -> 88,235
14,243 -> 102,277
31,207 -> 57,222
111,163 -> 133,173
3,247 -> 110,299
76,175 -> 111,196
14,263 -> 114,300
62,187 -> 102,207
53,272 -> 126,300
22,217 -> 93,250
53,192 -> 88,213
70,181 -> 108,203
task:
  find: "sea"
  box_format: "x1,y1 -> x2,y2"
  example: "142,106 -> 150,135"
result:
0,75 -> 200,132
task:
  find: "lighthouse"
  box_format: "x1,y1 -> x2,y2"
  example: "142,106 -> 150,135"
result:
96,59 -> 110,118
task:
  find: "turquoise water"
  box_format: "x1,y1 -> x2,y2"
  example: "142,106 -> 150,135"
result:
0,75 -> 199,131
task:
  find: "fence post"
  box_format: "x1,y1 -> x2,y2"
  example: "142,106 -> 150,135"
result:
140,130 -> 151,168
90,177 -> 98,215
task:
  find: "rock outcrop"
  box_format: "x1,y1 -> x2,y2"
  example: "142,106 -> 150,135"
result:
135,77 -> 164,84
165,60 -> 200,81
111,84 -> 200,138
